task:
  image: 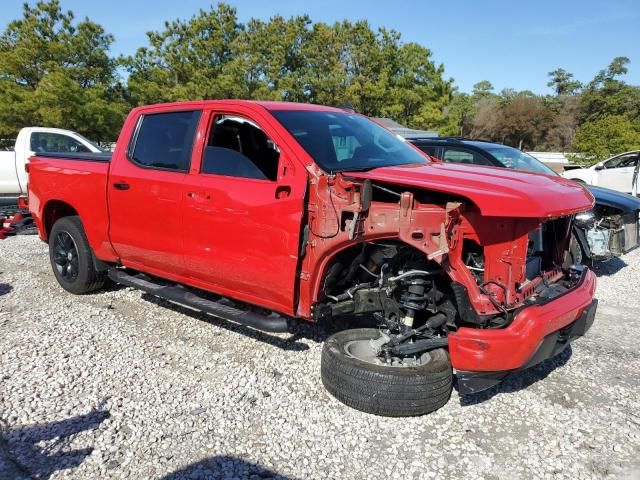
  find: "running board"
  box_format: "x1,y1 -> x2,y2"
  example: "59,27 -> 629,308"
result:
107,268 -> 290,333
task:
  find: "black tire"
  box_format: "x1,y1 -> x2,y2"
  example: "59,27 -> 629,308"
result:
49,216 -> 105,294
321,328 -> 452,417
564,232 -> 584,267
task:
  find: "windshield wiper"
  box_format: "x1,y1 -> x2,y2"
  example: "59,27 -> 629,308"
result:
332,165 -> 378,173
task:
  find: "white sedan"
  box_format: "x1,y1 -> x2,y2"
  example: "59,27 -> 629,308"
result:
563,150 -> 640,194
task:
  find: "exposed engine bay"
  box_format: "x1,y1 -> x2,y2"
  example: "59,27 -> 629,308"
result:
579,206 -> 640,258
304,176 -> 588,366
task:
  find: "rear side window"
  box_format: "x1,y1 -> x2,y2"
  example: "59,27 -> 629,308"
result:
30,132 -> 91,153
415,145 -> 438,157
441,147 -> 492,166
129,110 -> 201,172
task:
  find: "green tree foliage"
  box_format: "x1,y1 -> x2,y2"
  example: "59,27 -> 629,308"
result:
439,81 -> 495,136
578,57 -> 640,125
572,115 -> 640,163
0,0 -> 128,140
472,80 -> 494,97
571,57 -> 640,162
440,58 -> 640,159
547,68 -> 582,95
124,4 -> 243,104
125,4 -> 453,130
1,1 -> 638,154
440,91 -> 472,136
590,56 -> 630,86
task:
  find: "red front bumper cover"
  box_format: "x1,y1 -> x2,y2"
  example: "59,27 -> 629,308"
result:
449,268 -> 597,394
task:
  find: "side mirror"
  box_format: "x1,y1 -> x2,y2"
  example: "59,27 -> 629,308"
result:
594,164 -> 604,171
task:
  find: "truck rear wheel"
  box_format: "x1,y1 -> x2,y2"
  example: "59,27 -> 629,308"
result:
49,216 -> 105,294
321,328 -> 452,416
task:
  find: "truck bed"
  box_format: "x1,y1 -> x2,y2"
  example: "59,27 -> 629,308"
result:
27,154 -> 115,261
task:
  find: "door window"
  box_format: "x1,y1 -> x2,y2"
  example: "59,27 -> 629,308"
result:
201,115 -> 280,181
441,147 -> 492,166
129,110 -> 201,172
30,132 -> 91,153
603,152 -> 638,169
415,145 -> 438,157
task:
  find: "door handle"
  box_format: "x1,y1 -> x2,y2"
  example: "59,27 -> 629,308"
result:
275,185 -> 291,199
187,192 -> 211,200
113,182 -> 130,190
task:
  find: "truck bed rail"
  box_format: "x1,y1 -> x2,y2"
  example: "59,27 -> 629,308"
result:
32,152 -> 112,162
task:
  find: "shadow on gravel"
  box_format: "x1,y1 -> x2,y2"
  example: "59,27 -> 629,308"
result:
0,409 -> 110,479
159,455 -> 290,480
592,257 -> 627,277
457,345 -> 573,406
139,292 -> 381,351
141,293 -> 311,351
291,313 -> 381,343
101,281 -> 127,293
0,283 -> 12,297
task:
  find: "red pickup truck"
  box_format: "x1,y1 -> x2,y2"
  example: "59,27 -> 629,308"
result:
27,100 -> 597,416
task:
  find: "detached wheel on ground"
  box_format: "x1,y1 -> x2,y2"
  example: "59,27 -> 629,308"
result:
321,328 -> 452,417
49,216 -> 105,294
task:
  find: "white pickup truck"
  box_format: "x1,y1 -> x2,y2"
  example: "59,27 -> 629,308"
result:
0,127 -> 103,199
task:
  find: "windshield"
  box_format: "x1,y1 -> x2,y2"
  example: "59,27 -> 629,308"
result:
484,145 -> 556,175
272,110 -> 428,172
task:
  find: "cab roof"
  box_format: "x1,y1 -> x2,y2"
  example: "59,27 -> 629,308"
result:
253,100 -> 345,112
132,99 -> 346,114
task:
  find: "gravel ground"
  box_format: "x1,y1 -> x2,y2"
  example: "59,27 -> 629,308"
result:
1,235 -> 639,480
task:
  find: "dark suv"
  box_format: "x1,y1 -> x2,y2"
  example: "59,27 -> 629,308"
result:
409,137 -> 640,262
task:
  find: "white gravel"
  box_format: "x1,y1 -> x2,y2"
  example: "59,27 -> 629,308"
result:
1,235 -> 640,480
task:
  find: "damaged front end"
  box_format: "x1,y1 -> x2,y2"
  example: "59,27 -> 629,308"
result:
298,169 -> 596,377
577,205 -> 640,259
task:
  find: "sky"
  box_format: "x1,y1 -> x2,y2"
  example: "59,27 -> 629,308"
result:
1,0 -> 639,94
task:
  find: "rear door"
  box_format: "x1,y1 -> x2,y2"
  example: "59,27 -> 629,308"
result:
108,108 -> 202,276
181,106 -> 307,315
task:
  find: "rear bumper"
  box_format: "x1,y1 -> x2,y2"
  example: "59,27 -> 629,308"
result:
449,269 -> 597,393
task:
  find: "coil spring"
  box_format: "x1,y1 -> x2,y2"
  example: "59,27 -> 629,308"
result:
399,278 -> 428,311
